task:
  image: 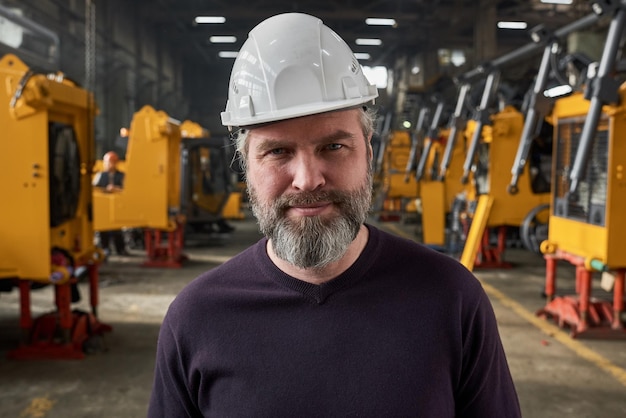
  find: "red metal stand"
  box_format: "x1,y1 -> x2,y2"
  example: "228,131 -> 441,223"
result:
537,251 -> 626,339
377,198 -> 403,222
8,264 -> 113,360
142,221 -> 188,268
474,226 -> 512,269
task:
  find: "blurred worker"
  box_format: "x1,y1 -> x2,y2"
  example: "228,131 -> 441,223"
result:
93,151 -> 128,256
148,13 -> 521,417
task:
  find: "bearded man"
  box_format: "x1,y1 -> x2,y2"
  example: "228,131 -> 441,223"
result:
148,12 -> 521,418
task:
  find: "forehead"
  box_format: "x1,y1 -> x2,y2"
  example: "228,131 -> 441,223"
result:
247,108 -> 362,144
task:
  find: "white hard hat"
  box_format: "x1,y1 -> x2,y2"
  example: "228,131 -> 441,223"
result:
220,13 -> 378,128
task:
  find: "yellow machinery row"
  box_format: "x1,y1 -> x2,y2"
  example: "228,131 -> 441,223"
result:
376,95 -> 549,269
0,53 -> 240,358
374,2 -> 626,337
0,53 -> 109,358
536,84 -> 626,337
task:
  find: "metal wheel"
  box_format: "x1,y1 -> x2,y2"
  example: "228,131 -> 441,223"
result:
49,122 -> 81,227
520,203 -> 550,255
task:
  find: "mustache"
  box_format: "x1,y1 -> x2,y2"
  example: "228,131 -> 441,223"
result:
276,190 -> 351,209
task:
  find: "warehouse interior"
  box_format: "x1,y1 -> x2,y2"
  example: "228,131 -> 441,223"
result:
1,0 -> 626,417
0,0 -> 602,153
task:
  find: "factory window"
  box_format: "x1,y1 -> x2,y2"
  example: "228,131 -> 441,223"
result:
362,66 -> 388,89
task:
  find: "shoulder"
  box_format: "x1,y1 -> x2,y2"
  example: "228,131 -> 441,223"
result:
367,224 -> 476,276
164,239 -> 267,319
92,171 -> 107,186
365,224 -> 484,295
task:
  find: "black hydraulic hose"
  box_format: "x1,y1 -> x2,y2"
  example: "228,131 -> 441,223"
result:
375,111 -> 393,176
439,83 -> 470,180
404,107 -> 429,182
415,139 -> 433,182
458,12 -> 601,83
569,7 -> 625,195
508,44 -> 554,195
507,11 -> 603,194
416,101 -> 444,181
9,70 -> 34,108
461,71 -> 500,184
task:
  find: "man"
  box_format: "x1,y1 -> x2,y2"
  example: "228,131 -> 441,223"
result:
148,13 -> 521,417
93,151 -> 128,256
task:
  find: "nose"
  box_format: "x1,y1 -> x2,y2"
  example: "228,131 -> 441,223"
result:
291,153 -> 325,191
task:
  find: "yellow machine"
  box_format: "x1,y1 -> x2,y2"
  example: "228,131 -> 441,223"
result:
93,105 -> 186,267
531,4 -> 626,338
180,119 -> 243,222
537,88 -> 626,337
376,130 -> 420,221
180,119 -> 208,138
0,54 -> 109,359
459,105 -> 551,270
421,83 -> 476,252
180,120 -> 236,229
221,186 -> 246,220
418,126 -> 467,248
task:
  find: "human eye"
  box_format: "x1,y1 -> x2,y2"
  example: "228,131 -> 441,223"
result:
254,140 -> 288,158
267,147 -> 287,156
325,143 -> 343,151
257,146 -> 292,161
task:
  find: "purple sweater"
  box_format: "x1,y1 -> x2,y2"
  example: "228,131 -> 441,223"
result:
148,225 -> 521,417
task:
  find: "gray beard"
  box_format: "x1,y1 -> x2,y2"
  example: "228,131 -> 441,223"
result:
249,175 -> 372,270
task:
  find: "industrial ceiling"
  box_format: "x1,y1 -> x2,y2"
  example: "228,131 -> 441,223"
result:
142,0 -> 601,131
148,0 -> 593,69
0,0 -> 608,137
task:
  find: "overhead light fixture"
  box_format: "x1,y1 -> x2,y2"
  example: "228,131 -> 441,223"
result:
541,0 -> 573,4
497,21 -> 528,29
354,53 -> 371,60
218,51 -> 239,58
194,16 -> 226,24
365,18 -> 396,26
210,36 -> 237,43
544,84 -> 573,98
356,38 -> 383,46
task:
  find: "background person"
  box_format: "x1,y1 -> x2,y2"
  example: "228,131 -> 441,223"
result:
93,151 -> 128,256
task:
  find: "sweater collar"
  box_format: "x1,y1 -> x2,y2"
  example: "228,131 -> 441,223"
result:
255,224 -> 379,304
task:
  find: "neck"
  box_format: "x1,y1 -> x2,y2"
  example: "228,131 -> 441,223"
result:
266,224 -> 369,285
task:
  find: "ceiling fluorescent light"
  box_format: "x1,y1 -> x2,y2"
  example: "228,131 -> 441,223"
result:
365,18 -> 396,26
194,16 -> 226,24
210,36 -> 237,43
218,51 -> 239,58
354,53 -> 371,60
497,21 -> 528,29
544,84 -> 572,98
356,38 -> 383,46
541,0 -> 573,4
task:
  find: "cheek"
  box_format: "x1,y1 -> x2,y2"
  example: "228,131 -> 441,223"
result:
247,165 -> 284,200
335,159 -> 369,186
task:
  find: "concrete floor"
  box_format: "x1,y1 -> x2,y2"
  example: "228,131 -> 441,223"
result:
1,214 -> 626,417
